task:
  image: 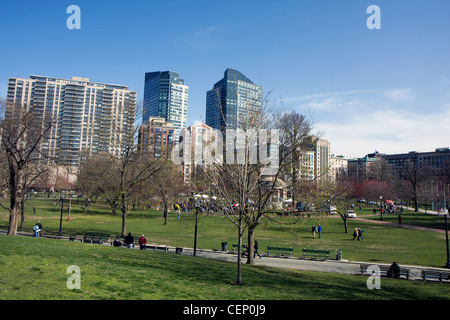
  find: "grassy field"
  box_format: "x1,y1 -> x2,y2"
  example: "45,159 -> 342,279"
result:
1,235 -> 450,300
1,197 -> 449,268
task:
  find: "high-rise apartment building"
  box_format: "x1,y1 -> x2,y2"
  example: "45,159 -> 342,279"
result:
205,68 -> 262,132
6,75 -> 136,167
143,71 -> 188,131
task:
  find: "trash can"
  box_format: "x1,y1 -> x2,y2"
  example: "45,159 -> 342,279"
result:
221,242 -> 228,252
176,247 -> 183,254
335,250 -> 342,261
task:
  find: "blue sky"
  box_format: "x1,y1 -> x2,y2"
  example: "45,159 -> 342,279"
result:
1,0 -> 449,157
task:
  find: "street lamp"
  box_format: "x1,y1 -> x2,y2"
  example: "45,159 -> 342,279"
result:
193,211 -> 198,257
379,195 -> 383,221
445,213 -> 450,268
58,193 -> 65,236
67,194 -> 72,221
444,184 -> 450,268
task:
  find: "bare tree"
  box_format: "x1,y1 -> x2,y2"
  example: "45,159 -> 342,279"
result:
190,87 -> 318,283
278,110 -> 315,213
0,101 -> 54,235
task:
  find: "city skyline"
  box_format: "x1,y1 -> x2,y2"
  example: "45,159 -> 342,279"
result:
0,0 -> 449,158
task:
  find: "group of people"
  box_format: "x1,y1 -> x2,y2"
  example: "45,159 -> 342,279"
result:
113,233 -> 147,250
311,224 -> 322,239
352,227 -> 364,241
241,240 -> 262,259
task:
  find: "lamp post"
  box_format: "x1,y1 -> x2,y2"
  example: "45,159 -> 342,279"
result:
58,193 -> 65,236
444,184 -> 450,268
193,211 -> 198,257
445,213 -> 450,268
67,194 -> 72,221
379,195 -> 383,221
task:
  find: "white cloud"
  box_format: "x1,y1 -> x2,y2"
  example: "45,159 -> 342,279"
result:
438,78 -> 450,86
286,86 -> 449,157
174,24 -> 223,50
382,88 -> 413,103
320,105 -> 450,157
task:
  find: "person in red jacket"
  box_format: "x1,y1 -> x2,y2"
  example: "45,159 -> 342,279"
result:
138,234 -> 147,250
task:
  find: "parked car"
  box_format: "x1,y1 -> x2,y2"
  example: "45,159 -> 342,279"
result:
328,206 -> 337,215
346,210 -> 357,218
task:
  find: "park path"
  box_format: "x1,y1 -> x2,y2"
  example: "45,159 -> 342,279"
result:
353,216 -> 446,234
1,228 -> 449,281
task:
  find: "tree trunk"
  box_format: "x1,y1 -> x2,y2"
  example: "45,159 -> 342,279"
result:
339,212 -> 348,233
7,167 -> 24,236
236,215 -> 243,285
121,192 -> 127,236
20,195 -> 25,231
247,225 -> 255,265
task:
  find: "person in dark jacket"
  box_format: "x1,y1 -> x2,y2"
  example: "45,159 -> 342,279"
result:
387,261 -> 400,278
124,232 -> 134,248
254,240 -> 262,259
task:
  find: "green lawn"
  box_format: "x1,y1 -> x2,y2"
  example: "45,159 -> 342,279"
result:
1,235 -> 449,300
1,198 -> 449,268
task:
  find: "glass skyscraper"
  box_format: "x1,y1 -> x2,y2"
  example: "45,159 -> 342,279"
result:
205,68 -> 262,132
143,71 -> 188,131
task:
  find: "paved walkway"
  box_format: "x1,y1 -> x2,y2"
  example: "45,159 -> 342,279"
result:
2,217 -> 450,282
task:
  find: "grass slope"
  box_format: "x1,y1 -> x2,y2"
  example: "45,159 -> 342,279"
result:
0,235 -> 449,300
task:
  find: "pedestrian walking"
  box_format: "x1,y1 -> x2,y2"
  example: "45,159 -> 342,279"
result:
398,214 -> 402,225
37,221 -> 42,234
33,206 -> 36,215
359,228 -> 364,241
352,228 -> 359,240
138,234 -> 147,250
312,225 -> 316,239
254,240 -> 262,259
318,224 -> 322,239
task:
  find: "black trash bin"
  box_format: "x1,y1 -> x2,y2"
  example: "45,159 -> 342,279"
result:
176,247 -> 183,254
221,242 -> 228,252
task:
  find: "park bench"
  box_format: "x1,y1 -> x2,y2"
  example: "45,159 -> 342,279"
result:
360,264 -> 410,280
421,269 -> 450,282
83,232 -> 110,244
146,245 -> 169,252
232,243 -> 248,254
267,246 -> 293,258
68,234 -> 84,242
302,248 -> 330,260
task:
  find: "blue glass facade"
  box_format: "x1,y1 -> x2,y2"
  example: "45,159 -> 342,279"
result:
205,68 -> 262,132
143,71 -> 188,131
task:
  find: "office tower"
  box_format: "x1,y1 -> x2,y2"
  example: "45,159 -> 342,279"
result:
6,75 -> 137,167
205,68 -> 262,132
314,139 -> 331,181
143,71 -> 188,131
138,116 -> 175,159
